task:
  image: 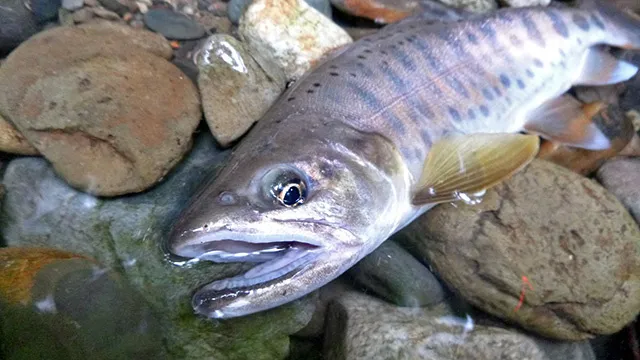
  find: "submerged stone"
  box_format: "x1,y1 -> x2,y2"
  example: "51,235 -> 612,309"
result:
144,8 -> 206,40
1,131 -> 316,359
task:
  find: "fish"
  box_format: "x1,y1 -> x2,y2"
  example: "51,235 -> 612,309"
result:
167,0 -> 640,319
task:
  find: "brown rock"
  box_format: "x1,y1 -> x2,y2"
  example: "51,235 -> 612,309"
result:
0,23 -> 201,196
537,103 -> 635,176
196,34 -> 285,147
597,157 -> 640,225
400,159 -> 640,340
330,0 -> 419,24
0,112 -> 38,155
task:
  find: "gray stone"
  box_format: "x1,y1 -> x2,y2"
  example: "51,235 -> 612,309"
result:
30,0 -> 62,22
399,159 -> 640,340
597,157 -> 640,225
195,34 -> 285,147
0,0 -> 40,55
1,131 -> 316,359
62,0 -> 85,10
324,291 -> 596,360
97,0 -> 134,15
143,8 -> 206,40
347,237 -> 445,307
229,0 -> 332,24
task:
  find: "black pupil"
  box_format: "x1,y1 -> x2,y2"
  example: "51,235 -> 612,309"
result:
282,185 -> 301,206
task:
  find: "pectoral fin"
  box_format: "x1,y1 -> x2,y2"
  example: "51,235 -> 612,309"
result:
412,133 -> 540,205
575,48 -> 638,86
524,95 -> 610,150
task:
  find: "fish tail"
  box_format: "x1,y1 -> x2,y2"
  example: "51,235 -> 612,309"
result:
580,0 -> 640,49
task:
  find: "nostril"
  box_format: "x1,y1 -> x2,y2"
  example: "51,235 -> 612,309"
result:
218,191 -> 236,205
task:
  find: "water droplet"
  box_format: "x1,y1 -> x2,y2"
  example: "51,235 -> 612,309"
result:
454,189 -> 485,205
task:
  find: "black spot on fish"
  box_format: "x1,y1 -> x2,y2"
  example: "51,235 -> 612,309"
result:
545,10 -> 569,38
482,88 -> 494,100
500,74 -> 511,88
313,83 -> 321,87
348,82 -> 380,110
467,32 -> 479,44
572,14 -> 590,31
526,69 -> 534,78
410,97 -> 435,120
448,107 -> 462,122
329,65 -> 338,69
364,49 -> 372,54
521,13 -> 545,47
396,47 -> 417,72
401,146 -> 413,159
533,58 -> 543,68
349,73 -> 357,78
411,37 -> 443,72
358,55 -> 366,60
446,77 -> 470,98
479,22 -> 498,48
398,40 -> 405,45
590,14 -> 605,30
480,105 -> 490,117
517,79 -> 525,89
468,108 -> 476,120
380,50 -> 388,55
330,72 -> 339,76
306,89 -> 314,94
287,96 -> 295,101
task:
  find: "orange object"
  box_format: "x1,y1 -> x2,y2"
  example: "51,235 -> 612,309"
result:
170,41 -> 180,49
514,276 -> 533,312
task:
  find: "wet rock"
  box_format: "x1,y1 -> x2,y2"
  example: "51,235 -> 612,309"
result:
71,7 -> 95,23
296,279 -> 353,337
399,159 -> 640,340
1,131 -> 316,359
229,0 -> 332,24
144,8 -> 206,40
0,113 -> 38,155
30,0 -> 62,22
98,0 -> 136,14
91,7 -> 122,20
597,157 -> 640,225
62,0 -> 85,10
0,23 -> 201,197
499,0 -> 550,7
195,34 -> 285,147
537,103 -> 635,176
347,238 -> 445,307
239,0 -> 352,81
437,0 -> 497,13
325,291 -> 596,360
195,12 -> 231,33
0,248 -> 165,360
0,0 -> 40,55
330,0 -> 418,23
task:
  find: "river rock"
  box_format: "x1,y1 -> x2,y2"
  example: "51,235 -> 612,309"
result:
0,22 -> 201,197
324,291 -> 596,360
196,34 -> 285,147
436,0 -> 497,13
143,8 -> 206,40
537,103 -> 635,176
1,131 -> 316,359
597,157 -> 640,225
62,0 -> 85,10
399,159 -> 640,340
0,0 -> 40,55
30,0 -> 62,22
0,113 -> 38,155
347,237 -> 445,307
0,247 -> 165,360
239,0 -> 352,81
330,0 -> 418,23
499,0 -> 550,7
229,0 -> 332,24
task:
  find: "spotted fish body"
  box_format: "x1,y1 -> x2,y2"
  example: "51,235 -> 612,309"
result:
285,3 -> 635,179
168,0 -> 640,319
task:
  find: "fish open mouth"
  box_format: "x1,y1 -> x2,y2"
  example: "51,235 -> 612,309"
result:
173,236 -> 321,290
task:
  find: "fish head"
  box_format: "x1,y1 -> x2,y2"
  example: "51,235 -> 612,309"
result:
168,116 -> 409,319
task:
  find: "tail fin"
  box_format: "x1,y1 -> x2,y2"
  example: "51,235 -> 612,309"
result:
580,0 -> 640,50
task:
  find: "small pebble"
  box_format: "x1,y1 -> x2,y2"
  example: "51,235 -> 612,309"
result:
84,0 -> 98,6
62,0 -> 84,10
143,8 -> 206,40
92,7 -> 122,20
72,7 -> 94,22
98,0 -> 135,15
500,0 -> 550,7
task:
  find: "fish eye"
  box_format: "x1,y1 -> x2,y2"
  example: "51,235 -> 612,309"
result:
269,172 -> 307,207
